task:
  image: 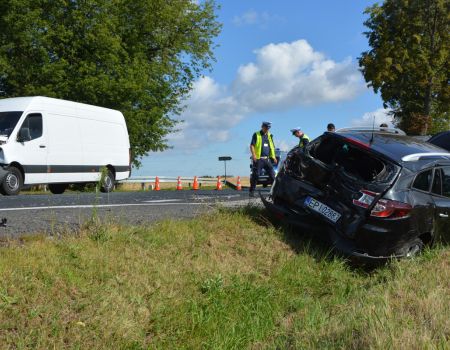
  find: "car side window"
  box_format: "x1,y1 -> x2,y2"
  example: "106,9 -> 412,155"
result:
442,167 -> 450,198
432,169 -> 442,196
20,113 -> 43,140
412,169 -> 432,192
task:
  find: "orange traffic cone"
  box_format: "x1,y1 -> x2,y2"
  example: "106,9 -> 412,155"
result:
154,176 -> 161,191
193,176 -> 199,190
176,176 -> 183,190
216,176 -> 223,190
236,176 -> 242,191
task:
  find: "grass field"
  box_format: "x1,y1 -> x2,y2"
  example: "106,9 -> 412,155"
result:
0,206 -> 448,349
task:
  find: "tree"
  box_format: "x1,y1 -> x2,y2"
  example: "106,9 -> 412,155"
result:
359,0 -> 449,135
0,0 -> 221,165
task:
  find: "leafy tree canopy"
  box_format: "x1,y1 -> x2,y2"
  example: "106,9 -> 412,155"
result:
359,0 -> 449,135
0,0 -> 221,164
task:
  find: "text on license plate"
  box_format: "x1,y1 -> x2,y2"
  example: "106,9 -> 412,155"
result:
305,197 -> 341,223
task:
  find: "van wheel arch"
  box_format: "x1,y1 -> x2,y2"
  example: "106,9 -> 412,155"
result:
106,164 -> 116,178
100,165 -> 115,193
9,162 -> 25,183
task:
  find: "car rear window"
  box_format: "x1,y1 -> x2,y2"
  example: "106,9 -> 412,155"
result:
413,169 -> 432,192
308,136 -> 387,182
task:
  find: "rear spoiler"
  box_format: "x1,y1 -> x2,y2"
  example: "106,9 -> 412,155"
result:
402,153 -> 450,162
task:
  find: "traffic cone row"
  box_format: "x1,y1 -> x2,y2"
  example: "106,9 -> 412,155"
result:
236,176 -> 242,191
176,176 -> 183,190
193,176 -> 199,190
216,176 -> 222,190
152,176 -> 243,191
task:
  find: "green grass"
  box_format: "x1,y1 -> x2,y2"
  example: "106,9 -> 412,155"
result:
0,207 -> 448,349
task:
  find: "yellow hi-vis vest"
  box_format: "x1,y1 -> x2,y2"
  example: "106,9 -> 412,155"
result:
254,131 -> 276,159
298,134 -> 310,148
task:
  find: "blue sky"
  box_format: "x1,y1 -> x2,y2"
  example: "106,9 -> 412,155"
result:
135,0 -> 391,177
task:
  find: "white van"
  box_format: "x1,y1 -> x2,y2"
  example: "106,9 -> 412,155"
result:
0,96 -> 131,195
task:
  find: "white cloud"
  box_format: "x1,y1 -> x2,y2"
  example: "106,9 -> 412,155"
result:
169,39 -> 364,151
167,77 -> 245,149
232,10 -> 281,27
233,40 -> 362,111
351,108 -> 394,128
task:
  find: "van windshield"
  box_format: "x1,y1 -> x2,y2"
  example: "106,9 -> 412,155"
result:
0,111 -> 23,137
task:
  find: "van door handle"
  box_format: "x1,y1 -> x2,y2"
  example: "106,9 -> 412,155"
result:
39,145 -> 46,148
439,213 -> 449,218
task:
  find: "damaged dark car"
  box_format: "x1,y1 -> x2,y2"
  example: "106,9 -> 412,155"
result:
263,128 -> 450,262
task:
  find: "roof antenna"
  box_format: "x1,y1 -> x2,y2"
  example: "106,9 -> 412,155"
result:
370,114 -> 375,144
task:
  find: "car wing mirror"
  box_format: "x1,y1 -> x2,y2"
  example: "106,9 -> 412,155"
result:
17,127 -> 31,142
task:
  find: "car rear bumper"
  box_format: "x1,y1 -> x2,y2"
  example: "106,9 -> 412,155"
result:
261,195 -> 407,263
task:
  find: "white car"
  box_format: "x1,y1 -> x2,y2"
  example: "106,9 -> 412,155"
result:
0,96 -> 131,195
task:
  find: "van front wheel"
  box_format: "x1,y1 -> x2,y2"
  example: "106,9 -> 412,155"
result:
100,170 -> 115,193
0,167 -> 23,196
48,183 -> 68,195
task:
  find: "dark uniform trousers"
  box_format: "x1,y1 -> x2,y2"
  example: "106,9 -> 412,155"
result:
250,158 -> 276,192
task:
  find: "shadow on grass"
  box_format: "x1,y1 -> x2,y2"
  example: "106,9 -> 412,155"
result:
229,204 -> 339,263
228,204 -> 387,273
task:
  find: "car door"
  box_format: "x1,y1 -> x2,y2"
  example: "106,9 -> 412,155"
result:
431,166 -> 450,243
15,112 -> 48,184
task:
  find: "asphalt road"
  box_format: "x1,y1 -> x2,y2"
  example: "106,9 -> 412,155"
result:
0,189 -> 266,237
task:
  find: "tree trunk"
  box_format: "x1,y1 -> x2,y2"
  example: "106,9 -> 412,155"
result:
422,81 -> 432,135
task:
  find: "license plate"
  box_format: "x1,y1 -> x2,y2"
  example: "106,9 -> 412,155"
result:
305,197 -> 341,223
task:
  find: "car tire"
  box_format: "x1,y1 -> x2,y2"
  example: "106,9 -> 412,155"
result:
48,183 -> 68,195
0,167 -> 23,196
100,170 -> 115,193
404,238 -> 424,258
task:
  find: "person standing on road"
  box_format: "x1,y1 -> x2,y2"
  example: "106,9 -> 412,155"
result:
249,121 -> 277,197
290,127 -> 310,149
327,123 -> 336,132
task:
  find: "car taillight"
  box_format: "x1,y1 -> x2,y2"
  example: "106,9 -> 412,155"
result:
370,199 -> 412,218
353,190 -> 378,208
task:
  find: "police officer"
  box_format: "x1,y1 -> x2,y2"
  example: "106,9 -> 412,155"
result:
249,121 -> 277,197
327,123 -> 336,132
290,127 -> 310,149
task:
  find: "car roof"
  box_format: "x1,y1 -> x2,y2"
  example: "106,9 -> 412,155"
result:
335,131 -> 450,169
428,131 -> 450,151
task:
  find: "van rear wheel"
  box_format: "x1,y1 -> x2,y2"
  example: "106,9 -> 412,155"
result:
100,170 -> 115,193
48,183 -> 68,195
0,167 -> 23,196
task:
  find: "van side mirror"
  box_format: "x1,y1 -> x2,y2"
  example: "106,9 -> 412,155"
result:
17,127 -> 31,142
